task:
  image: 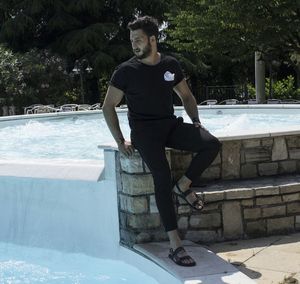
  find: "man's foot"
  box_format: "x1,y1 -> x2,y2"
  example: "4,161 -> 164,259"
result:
168,246 -> 196,267
173,182 -> 204,210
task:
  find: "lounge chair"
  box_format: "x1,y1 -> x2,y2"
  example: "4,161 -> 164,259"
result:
77,104 -> 91,111
25,104 -> 58,114
89,103 -> 101,110
24,104 -> 44,114
246,99 -> 258,104
280,99 -> 300,104
199,99 -> 218,105
218,99 -> 239,105
59,104 -> 79,112
267,99 -> 281,104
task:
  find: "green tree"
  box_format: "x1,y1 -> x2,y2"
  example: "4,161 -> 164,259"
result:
0,0 -> 171,73
166,0 -> 300,87
0,45 -> 77,113
0,0 -> 172,104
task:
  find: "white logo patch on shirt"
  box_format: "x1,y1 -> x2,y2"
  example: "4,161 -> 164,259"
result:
164,71 -> 175,81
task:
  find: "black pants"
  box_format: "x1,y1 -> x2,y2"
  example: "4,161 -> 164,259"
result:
130,117 -> 221,232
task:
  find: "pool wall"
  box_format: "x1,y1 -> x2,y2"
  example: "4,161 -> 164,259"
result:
108,131 -> 300,246
0,152 -> 181,283
0,162 -> 119,258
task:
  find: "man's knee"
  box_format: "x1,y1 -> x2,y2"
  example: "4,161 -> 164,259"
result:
214,138 -> 222,153
210,138 -> 222,158
197,136 -> 221,154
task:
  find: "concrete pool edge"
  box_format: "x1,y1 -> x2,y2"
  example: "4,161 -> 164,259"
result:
1,119 -> 300,181
0,159 -> 105,181
1,103 -> 300,122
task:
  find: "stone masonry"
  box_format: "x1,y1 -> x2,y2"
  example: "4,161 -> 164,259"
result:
109,133 -> 300,246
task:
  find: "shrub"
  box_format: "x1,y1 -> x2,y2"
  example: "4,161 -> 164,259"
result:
247,76 -> 300,100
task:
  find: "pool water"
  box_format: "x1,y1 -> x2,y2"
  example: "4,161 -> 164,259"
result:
1,107 -> 300,162
0,243 -> 159,284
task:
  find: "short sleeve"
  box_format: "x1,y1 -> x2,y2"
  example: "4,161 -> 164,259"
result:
109,65 -> 127,92
173,59 -> 185,86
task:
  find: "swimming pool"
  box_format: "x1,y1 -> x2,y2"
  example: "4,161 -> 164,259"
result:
0,168 -> 180,284
1,105 -> 300,163
1,105 -> 300,284
0,243 -> 161,284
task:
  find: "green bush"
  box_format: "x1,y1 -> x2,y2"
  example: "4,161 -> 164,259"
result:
247,76 -> 300,100
267,76 -> 300,99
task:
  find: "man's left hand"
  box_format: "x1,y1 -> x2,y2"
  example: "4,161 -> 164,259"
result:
194,122 -> 208,131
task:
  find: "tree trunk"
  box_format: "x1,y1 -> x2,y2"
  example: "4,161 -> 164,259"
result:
295,64 -> 300,89
255,51 -> 266,103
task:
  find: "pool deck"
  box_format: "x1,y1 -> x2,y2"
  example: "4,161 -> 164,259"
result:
134,232 -> 300,283
135,240 -> 255,283
209,232 -> 300,284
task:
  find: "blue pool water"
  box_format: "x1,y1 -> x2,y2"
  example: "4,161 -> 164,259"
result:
1,106 -> 300,162
0,243 -> 159,284
1,105 -> 300,283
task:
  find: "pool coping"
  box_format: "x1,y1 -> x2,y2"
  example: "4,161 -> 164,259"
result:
2,126 -> 300,181
1,103 -> 300,122
0,159 -> 105,181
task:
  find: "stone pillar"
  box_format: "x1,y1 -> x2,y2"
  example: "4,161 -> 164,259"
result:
118,150 -> 172,246
255,51 -> 266,104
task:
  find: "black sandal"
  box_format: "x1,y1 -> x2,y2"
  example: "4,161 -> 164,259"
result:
168,247 -> 196,267
174,183 -> 204,211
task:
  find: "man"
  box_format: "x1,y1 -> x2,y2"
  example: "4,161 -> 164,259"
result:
102,16 -> 221,267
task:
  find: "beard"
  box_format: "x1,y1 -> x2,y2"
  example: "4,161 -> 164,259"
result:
133,41 -> 152,59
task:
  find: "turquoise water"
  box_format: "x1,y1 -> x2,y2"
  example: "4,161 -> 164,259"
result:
0,243 -> 159,284
1,106 -> 300,283
1,108 -> 300,162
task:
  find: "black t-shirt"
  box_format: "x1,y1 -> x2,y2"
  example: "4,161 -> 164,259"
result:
110,54 -> 184,121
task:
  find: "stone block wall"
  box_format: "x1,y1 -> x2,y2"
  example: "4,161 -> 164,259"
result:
172,134 -> 300,183
109,133 -> 300,246
179,183 -> 300,243
118,150 -> 173,245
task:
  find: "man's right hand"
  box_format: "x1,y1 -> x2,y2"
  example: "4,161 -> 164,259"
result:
118,140 -> 135,157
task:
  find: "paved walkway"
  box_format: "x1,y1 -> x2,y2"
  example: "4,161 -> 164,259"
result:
135,240 -> 256,283
208,232 -> 300,284
134,233 -> 300,283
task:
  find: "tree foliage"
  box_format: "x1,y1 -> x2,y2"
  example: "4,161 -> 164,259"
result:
0,44 -> 77,112
0,0 -> 172,74
0,0 -> 173,107
247,76 -> 300,99
168,0 -> 299,57
166,0 -> 300,86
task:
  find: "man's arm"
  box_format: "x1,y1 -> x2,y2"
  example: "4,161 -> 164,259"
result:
173,79 -> 202,127
102,85 -> 134,157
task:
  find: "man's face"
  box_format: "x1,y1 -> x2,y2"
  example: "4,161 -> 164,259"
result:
130,29 -> 152,59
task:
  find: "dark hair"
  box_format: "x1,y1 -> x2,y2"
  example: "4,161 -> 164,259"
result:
127,16 -> 159,40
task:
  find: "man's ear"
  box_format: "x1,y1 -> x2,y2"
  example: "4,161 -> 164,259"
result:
150,35 -> 156,43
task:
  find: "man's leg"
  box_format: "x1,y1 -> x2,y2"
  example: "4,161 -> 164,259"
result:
167,120 -> 221,207
131,122 -> 195,265
131,127 -> 177,231
135,145 -> 195,265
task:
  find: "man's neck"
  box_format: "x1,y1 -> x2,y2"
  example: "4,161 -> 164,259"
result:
139,52 -> 161,65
